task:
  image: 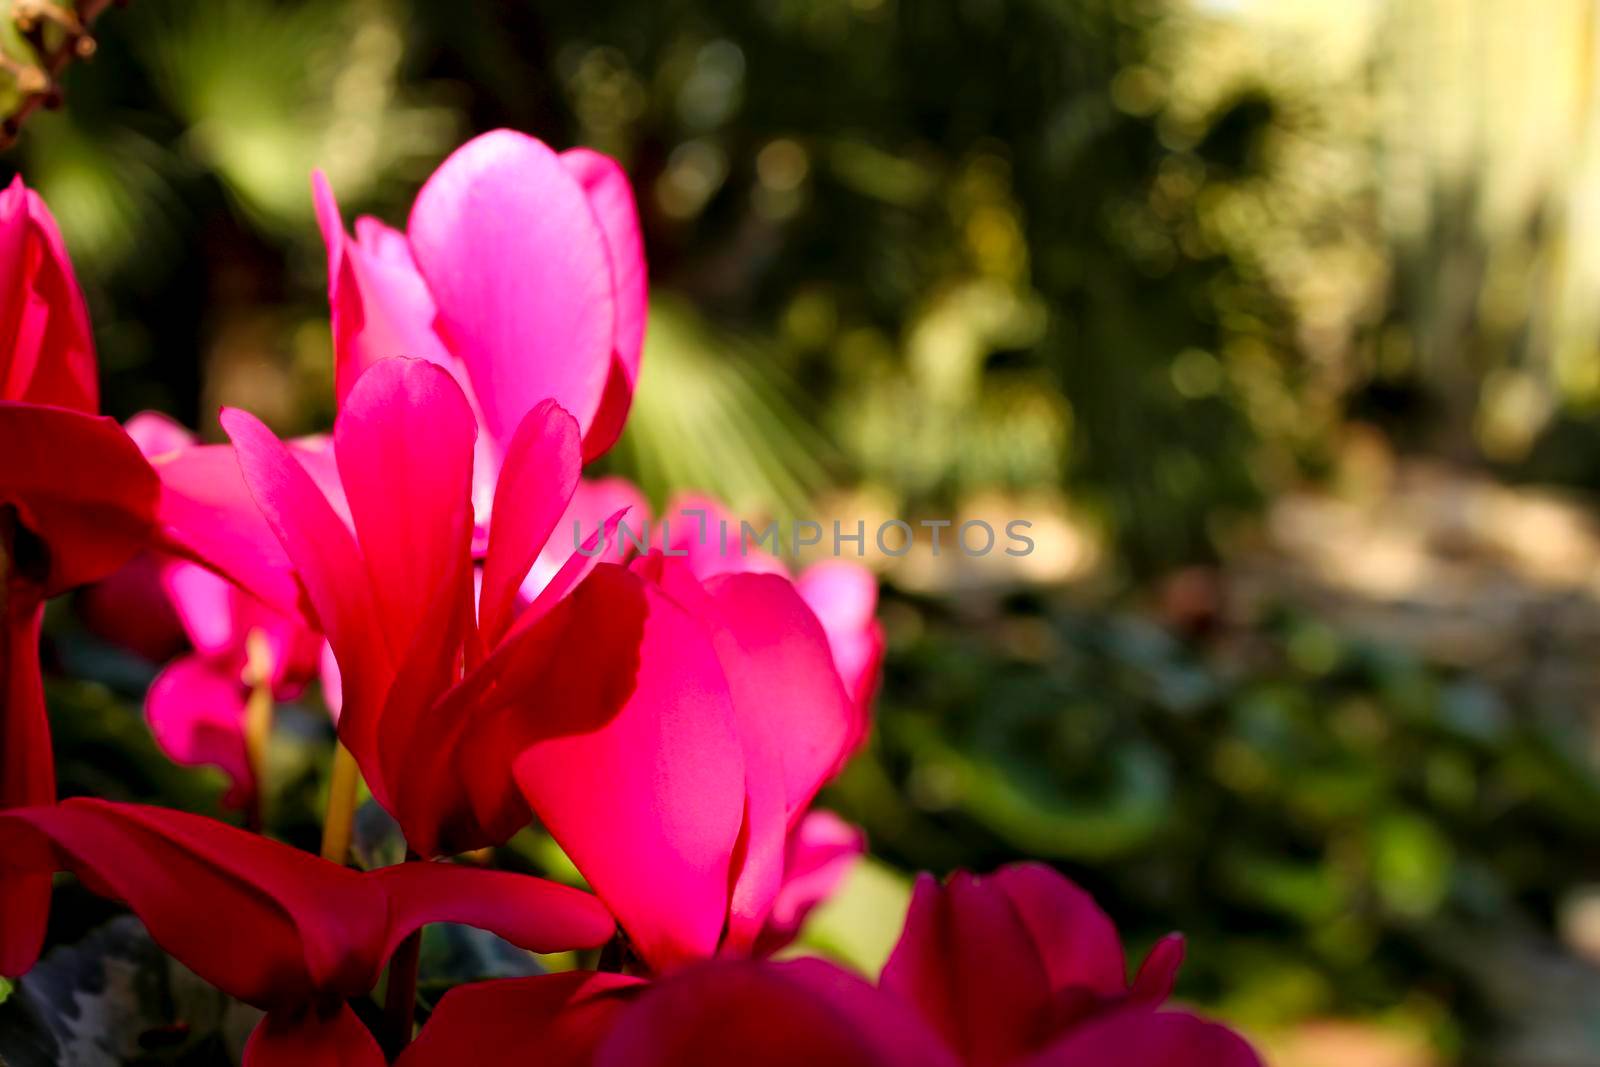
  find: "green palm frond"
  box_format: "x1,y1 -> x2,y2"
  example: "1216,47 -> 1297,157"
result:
609,295 -> 836,522
134,0 -> 455,230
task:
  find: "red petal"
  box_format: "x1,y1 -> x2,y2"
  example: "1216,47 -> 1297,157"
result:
0,178 -> 97,413
222,407 -> 392,791
313,172 -> 459,409
397,972 -> 643,1067
0,595 -> 50,976
1021,1010 -> 1263,1067
0,403 -> 157,595
243,1004 -> 385,1067
593,959 -> 960,1067
0,800 -> 384,1006
369,861 -> 615,960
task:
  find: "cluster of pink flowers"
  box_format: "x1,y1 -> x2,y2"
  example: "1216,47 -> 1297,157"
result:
0,133 -> 1263,1066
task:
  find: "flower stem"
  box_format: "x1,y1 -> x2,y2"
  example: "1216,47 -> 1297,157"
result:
381,913 -> 422,1056
320,740 -> 360,864
241,630 -> 275,833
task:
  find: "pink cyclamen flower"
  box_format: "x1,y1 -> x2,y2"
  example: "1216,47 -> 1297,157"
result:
314,128 -> 645,543
657,492 -> 885,749
0,177 -> 157,822
516,490 -> 883,966
0,798 -> 614,1066
211,355 -> 865,974
397,864 -> 1261,1067
83,412 -> 328,809
528,547 -> 861,970
214,356 -> 738,881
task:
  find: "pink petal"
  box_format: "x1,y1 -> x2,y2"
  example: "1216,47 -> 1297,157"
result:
478,399 -> 581,646
880,864 -> 1134,1067
756,810 -> 866,955
149,443 -> 302,617
1020,1010 -> 1263,1067
521,476 -> 649,605
148,435 -> 351,624
319,641 -> 343,722
795,560 -> 885,738
506,564 -> 746,972
991,863 -> 1131,999
660,493 -> 788,579
0,177 -> 97,413
145,653 -> 254,807
333,357 -> 476,670
124,410 -> 196,457
560,148 -> 647,460
689,570 -> 855,951
397,973 -> 644,1067
312,172 -> 459,407
408,130 -> 617,446
161,559 -> 239,654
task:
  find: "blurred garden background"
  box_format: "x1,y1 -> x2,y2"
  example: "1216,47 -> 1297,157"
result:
6,0 -> 1600,1064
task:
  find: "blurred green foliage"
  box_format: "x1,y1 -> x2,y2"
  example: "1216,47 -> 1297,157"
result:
829,589 -> 1600,1051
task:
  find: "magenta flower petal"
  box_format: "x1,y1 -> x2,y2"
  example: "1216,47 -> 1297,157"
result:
695,571 -> 855,950
333,357 -> 476,669
560,148 -> 647,460
1020,1010 -> 1263,1067
145,653 -> 254,805
522,477 -> 649,604
794,559 -> 885,739
0,176 -> 96,413
881,864 -> 1131,1067
222,406 -> 391,767
408,130 -> 618,447
150,443 -> 309,619
124,410 -> 196,458
592,958 -> 961,1067
478,399 -> 582,645
313,172 -> 459,406
0,799 -> 613,999
509,564 -> 747,972
0,599 -> 52,971
755,810 -> 866,955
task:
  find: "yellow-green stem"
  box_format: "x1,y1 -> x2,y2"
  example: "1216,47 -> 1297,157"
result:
241,630 -> 275,833
320,741 -> 360,864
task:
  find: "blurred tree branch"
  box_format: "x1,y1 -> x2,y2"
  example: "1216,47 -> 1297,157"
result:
1,0 -> 121,148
